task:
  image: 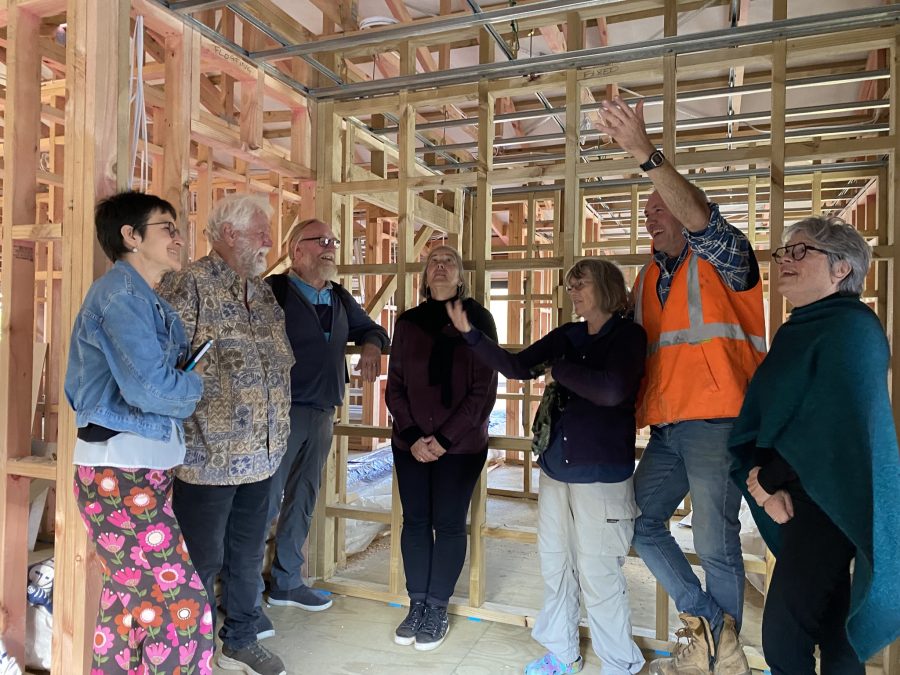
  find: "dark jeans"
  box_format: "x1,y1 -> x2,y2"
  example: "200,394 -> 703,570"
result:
763,494 -> 864,675
268,404 -> 335,591
173,475 -> 274,650
393,446 -> 487,607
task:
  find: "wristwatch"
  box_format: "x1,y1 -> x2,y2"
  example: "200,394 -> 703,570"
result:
640,149 -> 665,172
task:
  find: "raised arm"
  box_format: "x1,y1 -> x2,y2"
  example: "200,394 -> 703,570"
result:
596,97 -> 709,232
448,299 -> 561,380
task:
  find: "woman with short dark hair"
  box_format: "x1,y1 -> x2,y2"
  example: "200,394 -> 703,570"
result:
385,245 -> 497,652
66,191 -> 214,674
448,258 -> 647,675
730,216 -> 900,674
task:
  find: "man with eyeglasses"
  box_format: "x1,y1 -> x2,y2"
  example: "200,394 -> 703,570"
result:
262,217 -> 389,615
597,97 -> 766,675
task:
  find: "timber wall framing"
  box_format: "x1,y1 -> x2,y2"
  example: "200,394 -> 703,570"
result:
301,5 -> 900,674
0,1 -> 898,674
0,0 -> 316,671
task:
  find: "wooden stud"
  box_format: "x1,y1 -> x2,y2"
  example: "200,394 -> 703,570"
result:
0,4 -> 42,666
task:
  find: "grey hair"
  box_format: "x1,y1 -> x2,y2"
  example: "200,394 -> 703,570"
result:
784,215 -> 872,295
420,245 -> 469,300
207,193 -> 272,244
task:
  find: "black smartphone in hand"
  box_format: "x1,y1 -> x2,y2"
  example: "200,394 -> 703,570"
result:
182,340 -> 213,371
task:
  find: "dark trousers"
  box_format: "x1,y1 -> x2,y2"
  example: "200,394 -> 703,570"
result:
268,404 -> 335,591
763,494 -> 865,675
393,446 -> 487,607
173,475 -> 274,650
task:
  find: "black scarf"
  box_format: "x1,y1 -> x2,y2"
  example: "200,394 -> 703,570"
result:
405,295 -> 493,408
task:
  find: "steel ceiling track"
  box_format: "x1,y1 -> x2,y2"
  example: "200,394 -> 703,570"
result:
309,5 -> 900,101
151,3 -> 900,105
148,0 -> 465,167
490,159 -> 888,197
249,0 -> 614,61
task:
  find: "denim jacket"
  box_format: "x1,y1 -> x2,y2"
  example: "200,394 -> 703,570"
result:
65,260 -> 203,442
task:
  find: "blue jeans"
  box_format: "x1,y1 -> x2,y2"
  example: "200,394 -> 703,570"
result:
632,419 -> 744,634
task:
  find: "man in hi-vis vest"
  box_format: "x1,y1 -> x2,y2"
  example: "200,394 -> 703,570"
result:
597,97 -> 766,675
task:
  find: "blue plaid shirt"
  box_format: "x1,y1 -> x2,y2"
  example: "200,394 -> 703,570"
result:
653,202 -> 752,305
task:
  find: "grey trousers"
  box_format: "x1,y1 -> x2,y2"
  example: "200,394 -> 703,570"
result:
532,474 -> 645,675
268,404 -> 335,592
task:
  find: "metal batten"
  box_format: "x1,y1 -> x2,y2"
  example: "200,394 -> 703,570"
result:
310,6 -> 900,101
150,0 -> 464,167
465,0 -> 567,134
168,0 -> 242,10
488,160 -> 887,196
372,70 -> 890,135
147,1 -> 315,94
250,0 -> 614,61
411,99 -> 890,154
432,124 -> 890,170
226,5 -> 344,85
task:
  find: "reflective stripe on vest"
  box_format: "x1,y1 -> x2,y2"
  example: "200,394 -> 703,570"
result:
637,254 -> 767,356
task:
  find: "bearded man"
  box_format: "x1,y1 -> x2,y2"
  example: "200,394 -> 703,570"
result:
260,217 -> 388,615
159,193 -> 294,675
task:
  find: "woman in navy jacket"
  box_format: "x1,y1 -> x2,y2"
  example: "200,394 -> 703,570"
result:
385,245 -> 497,652
448,259 -> 646,675
65,192 -> 213,674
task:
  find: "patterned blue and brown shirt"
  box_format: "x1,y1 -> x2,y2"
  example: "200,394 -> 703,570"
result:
158,251 -> 294,485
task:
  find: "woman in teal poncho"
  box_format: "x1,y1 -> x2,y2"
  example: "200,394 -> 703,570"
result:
729,216 -> 900,675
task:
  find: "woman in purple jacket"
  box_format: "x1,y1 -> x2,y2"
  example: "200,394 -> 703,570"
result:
385,245 -> 497,652
448,259 -> 647,675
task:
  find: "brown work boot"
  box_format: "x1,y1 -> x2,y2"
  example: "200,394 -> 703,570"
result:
713,614 -> 750,675
648,613 -> 715,675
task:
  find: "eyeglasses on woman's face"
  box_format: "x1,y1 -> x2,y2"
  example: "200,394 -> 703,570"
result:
565,278 -> 592,293
772,242 -> 829,264
145,220 -> 181,239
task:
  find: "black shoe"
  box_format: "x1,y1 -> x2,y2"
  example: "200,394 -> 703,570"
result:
256,609 -> 275,640
394,600 -> 426,646
414,604 -> 449,651
267,584 -> 333,611
218,640 -> 286,675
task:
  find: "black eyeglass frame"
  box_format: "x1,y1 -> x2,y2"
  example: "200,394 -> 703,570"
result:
772,242 -> 830,264
297,236 -> 341,248
145,220 -> 181,239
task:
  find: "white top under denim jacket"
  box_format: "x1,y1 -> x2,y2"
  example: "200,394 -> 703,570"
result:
65,260 -> 203,468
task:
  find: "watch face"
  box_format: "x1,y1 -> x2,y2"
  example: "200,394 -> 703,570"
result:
641,150 -> 664,171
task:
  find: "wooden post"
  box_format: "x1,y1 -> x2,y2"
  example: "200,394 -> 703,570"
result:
560,16 -> 583,322
768,0 -> 788,337
889,37 -> 900,423
52,2 -> 131,673
163,26 -> 197,266
0,3 -> 42,666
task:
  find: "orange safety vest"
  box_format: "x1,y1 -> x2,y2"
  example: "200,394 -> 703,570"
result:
634,251 -> 766,428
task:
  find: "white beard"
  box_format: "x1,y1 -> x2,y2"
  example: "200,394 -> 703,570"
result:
238,246 -> 270,278
319,261 -> 338,282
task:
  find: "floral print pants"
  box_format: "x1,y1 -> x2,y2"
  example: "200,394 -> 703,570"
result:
74,466 -> 215,675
